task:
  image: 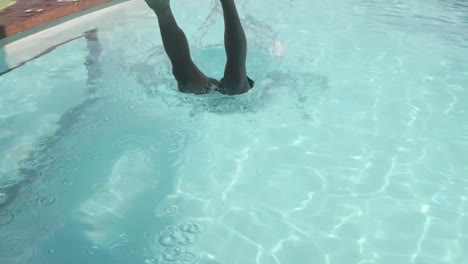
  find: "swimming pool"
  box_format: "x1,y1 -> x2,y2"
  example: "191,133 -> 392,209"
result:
1,0 -> 468,263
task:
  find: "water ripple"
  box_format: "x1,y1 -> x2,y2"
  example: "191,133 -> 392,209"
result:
32,142 -> 47,152
179,222 -> 207,234
19,159 -> 40,171
110,242 -> 133,260
36,195 -> 56,207
166,131 -> 186,154
165,205 -> 179,215
183,129 -> 204,144
113,135 -> 150,154
0,212 -> 14,226
87,245 -> 102,255
149,221 -> 207,264
0,230 -> 34,263
61,178 -> 74,186
0,170 -> 25,188
169,154 -> 185,168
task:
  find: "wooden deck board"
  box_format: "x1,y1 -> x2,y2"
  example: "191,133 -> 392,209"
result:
0,0 -> 118,39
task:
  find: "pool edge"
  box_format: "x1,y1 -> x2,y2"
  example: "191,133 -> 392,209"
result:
0,0 -> 140,73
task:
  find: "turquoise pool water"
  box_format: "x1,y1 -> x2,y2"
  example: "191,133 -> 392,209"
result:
1,0 -> 468,263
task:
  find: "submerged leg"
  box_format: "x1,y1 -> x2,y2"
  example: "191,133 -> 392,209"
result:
145,0 -> 210,93
220,0 -> 252,95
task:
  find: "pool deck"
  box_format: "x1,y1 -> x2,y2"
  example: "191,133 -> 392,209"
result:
0,0 -> 121,39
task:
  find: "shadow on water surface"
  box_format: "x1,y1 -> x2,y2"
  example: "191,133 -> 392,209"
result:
1,96 -> 183,264
0,98 -> 100,211
0,29 -> 104,220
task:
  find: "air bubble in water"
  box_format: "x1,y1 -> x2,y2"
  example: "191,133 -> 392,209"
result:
177,232 -> 197,246
33,143 -> 47,152
119,233 -> 128,242
150,222 -> 206,263
110,243 -> 132,260
176,252 -> 197,263
157,231 -> 177,247
179,223 -> 191,233
181,222 -> 206,234
87,245 -> 101,255
163,246 -> 186,262
36,196 -> 56,207
62,179 -> 73,186
37,189 -> 49,197
166,205 -> 179,214
41,177 -> 54,184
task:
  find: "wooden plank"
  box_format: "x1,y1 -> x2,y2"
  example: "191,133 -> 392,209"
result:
0,0 -> 116,39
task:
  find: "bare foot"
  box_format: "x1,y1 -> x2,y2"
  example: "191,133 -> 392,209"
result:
144,0 -> 170,14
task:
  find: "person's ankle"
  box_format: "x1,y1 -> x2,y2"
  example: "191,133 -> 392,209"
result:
220,0 -> 236,7
145,0 -> 170,15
